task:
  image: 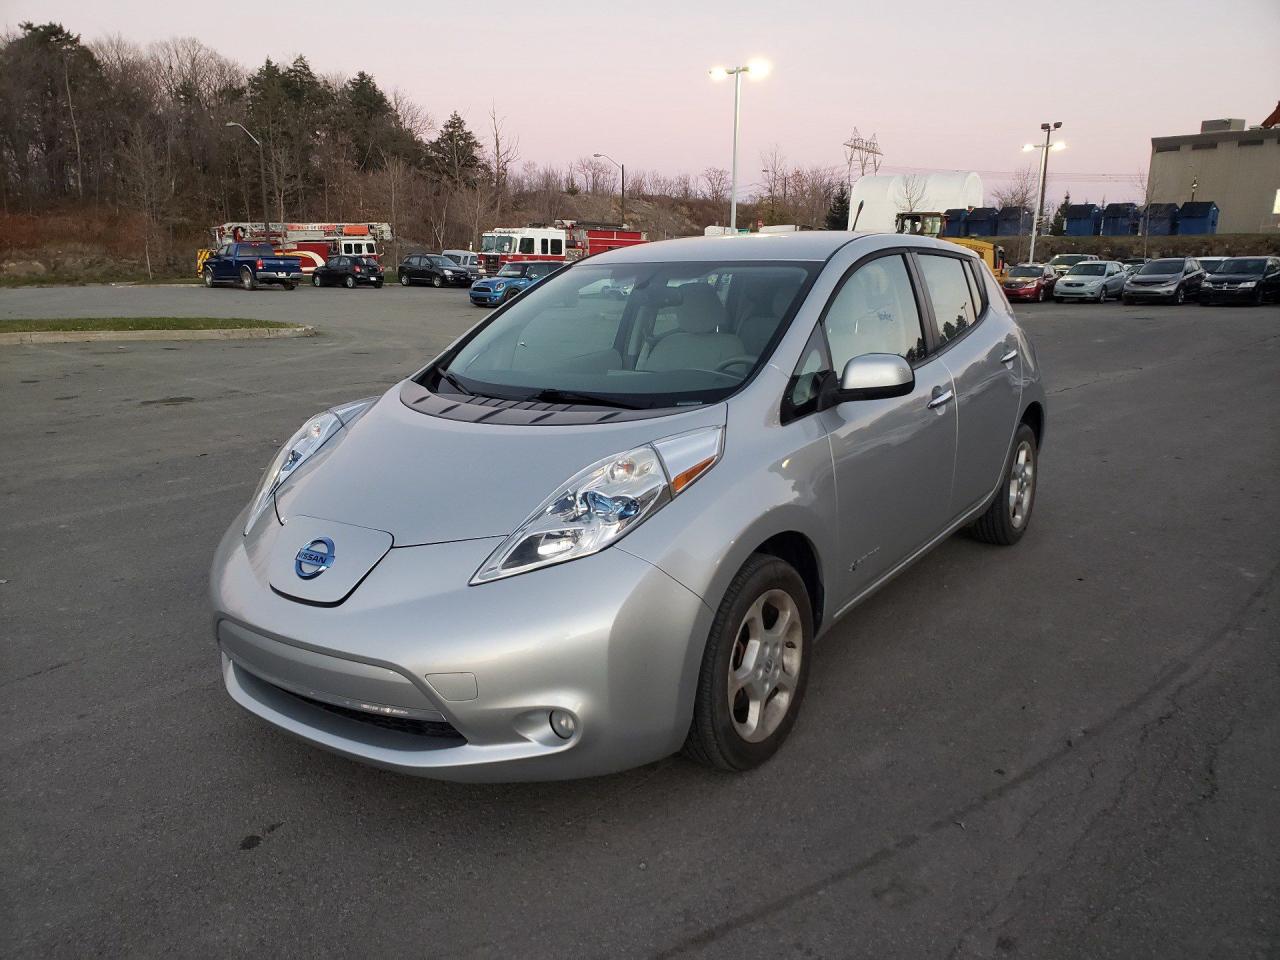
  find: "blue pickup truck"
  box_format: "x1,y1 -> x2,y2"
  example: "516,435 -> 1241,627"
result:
202,242 -> 304,290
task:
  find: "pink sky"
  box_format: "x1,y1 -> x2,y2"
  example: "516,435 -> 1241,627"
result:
8,0 -> 1279,204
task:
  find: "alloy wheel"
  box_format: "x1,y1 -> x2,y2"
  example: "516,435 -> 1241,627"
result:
1007,439 -> 1035,530
727,589 -> 803,743
400,273 -> 410,286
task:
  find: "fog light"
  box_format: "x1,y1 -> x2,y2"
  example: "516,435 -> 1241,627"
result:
549,710 -> 576,740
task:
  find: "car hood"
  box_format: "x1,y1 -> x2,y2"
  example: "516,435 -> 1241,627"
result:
1206,272 -> 1261,283
1128,273 -> 1179,283
273,387 -> 728,546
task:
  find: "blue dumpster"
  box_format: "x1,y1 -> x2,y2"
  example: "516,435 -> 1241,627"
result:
1064,203 -> 1102,237
1176,201 -> 1219,235
941,208 -> 969,237
1142,203 -> 1178,236
1102,202 -> 1139,236
997,207 -> 1031,236
965,207 -> 1000,237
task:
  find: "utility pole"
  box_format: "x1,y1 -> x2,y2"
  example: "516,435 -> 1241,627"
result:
1024,121 -> 1063,264
226,121 -> 270,232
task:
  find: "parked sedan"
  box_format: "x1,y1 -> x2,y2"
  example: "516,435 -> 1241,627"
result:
1122,257 -> 1205,304
1001,263 -> 1057,302
1198,256 -> 1280,305
468,260 -> 562,306
210,232 -> 1046,781
1053,260 -> 1127,302
311,255 -> 384,288
398,253 -> 473,288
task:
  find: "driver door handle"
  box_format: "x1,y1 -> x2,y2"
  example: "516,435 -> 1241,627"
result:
927,389 -> 954,409
1000,349 -> 1019,364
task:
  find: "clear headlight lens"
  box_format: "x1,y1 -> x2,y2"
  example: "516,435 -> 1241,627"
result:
471,426 -> 722,584
494,281 -> 506,290
1238,280 -> 1257,288
242,398 -> 375,535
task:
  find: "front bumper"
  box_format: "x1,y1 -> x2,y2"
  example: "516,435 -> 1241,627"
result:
469,288 -> 505,305
1003,285 -> 1043,300
210,514 -> 712,781
1124,285 -> 1179,301
1199,286 -> 1259,304
1054,284 -> 1103,300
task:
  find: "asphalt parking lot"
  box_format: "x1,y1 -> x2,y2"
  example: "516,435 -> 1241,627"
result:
2,285 -> 1278,958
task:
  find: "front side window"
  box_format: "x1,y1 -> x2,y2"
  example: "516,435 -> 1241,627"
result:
823,255 -> 925,368
435,261 -> 817,408
917,255 -> 977,346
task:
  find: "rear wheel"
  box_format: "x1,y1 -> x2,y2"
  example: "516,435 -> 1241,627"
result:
344,275 -> 355,289
240,267 -> 256,291
969,423 -> 1038,546
374,279 -> 383,289
684,554 -> 812,772
284,281 -> 296,291
203,267 -> 214,288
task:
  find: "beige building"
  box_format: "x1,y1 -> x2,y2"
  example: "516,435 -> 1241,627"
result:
1147,107 -> 1280,234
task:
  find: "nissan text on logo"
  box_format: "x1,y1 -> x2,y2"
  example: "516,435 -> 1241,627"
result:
294,538 -> 336,579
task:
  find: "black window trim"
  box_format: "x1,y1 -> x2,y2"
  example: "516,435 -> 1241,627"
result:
909,249 -> 989,357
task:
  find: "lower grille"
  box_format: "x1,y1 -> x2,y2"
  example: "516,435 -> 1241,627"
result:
272,683 -> 465,740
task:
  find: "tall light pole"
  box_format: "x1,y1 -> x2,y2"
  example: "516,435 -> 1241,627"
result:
593,152 -> 625,225
1022,121 -> 1064,263
226,121 -> 270,232
709,59 -> 770,232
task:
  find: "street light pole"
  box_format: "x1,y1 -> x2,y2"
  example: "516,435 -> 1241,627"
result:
226,121 -> 270,232
593,152 -> 625,225
1023,121 -> 1063,264
709,59 -> 770,233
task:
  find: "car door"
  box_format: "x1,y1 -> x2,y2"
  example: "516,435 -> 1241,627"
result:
815,250 -> 958,604
1184,259 -> 1203,295
1267,259 -> 1280,300
213,244 -> 233,281
1106,262 -> 1124,296
915,252 -> 1021,517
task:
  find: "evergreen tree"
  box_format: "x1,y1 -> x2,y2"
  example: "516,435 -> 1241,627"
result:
1050,191 -> 1071,236
428,112 -> 484,185
824,183 -> 850,230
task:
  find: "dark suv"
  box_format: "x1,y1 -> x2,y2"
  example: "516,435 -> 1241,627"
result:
1199,256 -> 1280,305
398,254 -> 474,288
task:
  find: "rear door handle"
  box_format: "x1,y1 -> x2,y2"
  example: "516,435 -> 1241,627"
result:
1000,349 -> 1018,364
927,389 -> 954,409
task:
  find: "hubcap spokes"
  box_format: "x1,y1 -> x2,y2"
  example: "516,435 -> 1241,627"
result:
1007,440 -> 1035,529
728,589 -> 803,743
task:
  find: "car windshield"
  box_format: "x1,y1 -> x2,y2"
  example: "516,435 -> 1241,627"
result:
1049,254 -> 1088,266
1008,266 -> 1042,278
481,235 -> 514,253
497,264 -> 525,277
1138,259 -> 1183,275
435,260 -> 817,408
1218,258 -> 1266,275
1200,259 -> 1225,273
1067,264 -> 1107,276
443,253 -> 462,264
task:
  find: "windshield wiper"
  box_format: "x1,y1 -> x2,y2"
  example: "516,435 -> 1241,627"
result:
526,387 -> 644,410
436,369 -> 474,397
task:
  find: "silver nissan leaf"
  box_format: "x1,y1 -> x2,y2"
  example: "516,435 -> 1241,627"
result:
210,232 -> 1046,781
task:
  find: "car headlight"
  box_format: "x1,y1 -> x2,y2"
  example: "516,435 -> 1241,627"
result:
471,426 -> 723,584
494,281 -> 506,290
444,270 -> 454,276
243,398 -> 376,535
1238,280 -> 1257,288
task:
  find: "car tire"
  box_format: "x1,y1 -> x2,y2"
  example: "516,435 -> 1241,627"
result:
312,274 -> 322,287
344,275 -> 355,289
969,422 -> 1038,546
284,281 -> 296,291
240,267 -> 256,291
400,273 -> 410,286
684,553 -> 813,772
203,267 -> 214,288
1174,286 -> 1185,304
432,275 -> 443,288
374,280 -> 383,289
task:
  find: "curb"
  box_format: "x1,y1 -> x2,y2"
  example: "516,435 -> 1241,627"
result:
0,326 -> 316,345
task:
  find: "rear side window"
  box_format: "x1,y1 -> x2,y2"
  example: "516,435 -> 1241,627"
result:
550,239 -> 563,256
917,255 -> 978,347
823,254 -> 926,367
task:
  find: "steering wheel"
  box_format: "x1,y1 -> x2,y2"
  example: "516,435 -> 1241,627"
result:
714,355 -> 756,375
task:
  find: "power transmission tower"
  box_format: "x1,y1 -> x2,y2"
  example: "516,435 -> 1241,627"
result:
842,129 -> 883,229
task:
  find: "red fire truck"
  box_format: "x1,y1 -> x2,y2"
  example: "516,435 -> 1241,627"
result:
477,220 -> 645,273
202,222 -> 394,276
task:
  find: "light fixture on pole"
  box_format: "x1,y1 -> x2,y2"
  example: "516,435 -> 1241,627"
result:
708,58 -> 771,232
1021,122 -> 1064,263
593,152 -> 625,226
226,121 -> 271,231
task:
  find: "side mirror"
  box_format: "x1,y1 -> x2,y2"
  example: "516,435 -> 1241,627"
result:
832,354 -> 915,402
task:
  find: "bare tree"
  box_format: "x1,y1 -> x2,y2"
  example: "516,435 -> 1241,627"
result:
896,173 -> 928,213
991,165 -> 1038,214
488,106 -> 519,222
701,167 -> 731,204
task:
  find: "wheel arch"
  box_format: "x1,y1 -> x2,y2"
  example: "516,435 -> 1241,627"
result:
752,531 -> 826,633
1020,400 -> 1045,448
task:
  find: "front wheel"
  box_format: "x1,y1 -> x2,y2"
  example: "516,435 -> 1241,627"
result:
969,423 -> 1038,546
312,274 -> 322,287
684,554 -> 812,772
1174,286 -> 1185,304
400,273 -> 410,286
344,275 -> 355,289
432,275 -> 443,288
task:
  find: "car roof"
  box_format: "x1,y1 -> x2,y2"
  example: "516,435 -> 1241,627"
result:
591,231 -> 972,264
